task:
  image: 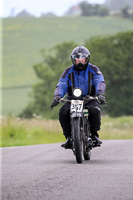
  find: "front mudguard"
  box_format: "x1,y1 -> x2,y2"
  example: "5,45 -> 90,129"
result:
71,112 -> 83,118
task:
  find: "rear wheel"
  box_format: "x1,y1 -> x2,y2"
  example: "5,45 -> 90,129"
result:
72,117 -> 82,164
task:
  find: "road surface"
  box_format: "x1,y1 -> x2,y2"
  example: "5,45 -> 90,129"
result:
1,140 -> 133,200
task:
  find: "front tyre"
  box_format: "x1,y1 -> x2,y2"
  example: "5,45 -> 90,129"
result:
72,117 -> 82,163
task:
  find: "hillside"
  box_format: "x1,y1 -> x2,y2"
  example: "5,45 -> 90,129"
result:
2,16 -> 133,115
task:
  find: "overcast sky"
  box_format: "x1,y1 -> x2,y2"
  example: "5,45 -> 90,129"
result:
1,0 -> 106,17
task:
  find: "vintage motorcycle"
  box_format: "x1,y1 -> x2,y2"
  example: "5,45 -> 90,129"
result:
60,88 -> 102,164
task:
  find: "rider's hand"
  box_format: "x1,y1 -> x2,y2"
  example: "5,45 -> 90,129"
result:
97,95 -> 106,105
50,96 -> 61,108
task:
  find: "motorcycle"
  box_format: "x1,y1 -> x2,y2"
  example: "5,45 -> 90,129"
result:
60,88 -> 102,164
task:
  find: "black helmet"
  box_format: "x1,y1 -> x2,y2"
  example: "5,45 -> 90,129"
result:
71,46 -> 90,70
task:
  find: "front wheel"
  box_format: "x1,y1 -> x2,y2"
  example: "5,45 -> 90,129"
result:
72,117 -> 82,164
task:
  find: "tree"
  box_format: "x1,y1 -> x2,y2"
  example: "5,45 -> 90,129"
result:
79,1 -> 93,16
85,31 -> 133,116
121,6 -> 129,18
98,6 -> 109,16
16,10 -> 34,18
79,1 -> 109,16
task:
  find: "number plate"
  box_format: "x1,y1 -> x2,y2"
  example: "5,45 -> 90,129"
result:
70,100 -> 83,113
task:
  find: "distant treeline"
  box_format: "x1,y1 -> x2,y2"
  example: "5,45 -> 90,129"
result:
20,31 -> 133,119
11,0 -> 133,18
78,1 -> 133,19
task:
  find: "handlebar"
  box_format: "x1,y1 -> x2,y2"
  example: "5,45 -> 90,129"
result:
60,96 -> 100,104
59,98 -> 70,103
84,95 -> 100,103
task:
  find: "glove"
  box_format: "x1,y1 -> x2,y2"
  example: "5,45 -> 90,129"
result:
97,95 -> 106,105
50,96 -> 61,108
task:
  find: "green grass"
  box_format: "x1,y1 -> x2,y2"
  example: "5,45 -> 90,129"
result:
0,116 -> 133,147
0,117 -> 65,147
100,115 -> 133,139
2,16 -> 133,115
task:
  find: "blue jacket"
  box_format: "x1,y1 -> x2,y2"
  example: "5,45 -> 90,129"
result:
54,63 -> 106,98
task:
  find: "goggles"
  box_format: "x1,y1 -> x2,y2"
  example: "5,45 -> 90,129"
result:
72,53 -> 88,65
75,58 -> 86,64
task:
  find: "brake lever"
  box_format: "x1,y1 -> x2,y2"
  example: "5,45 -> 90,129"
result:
95,96 -> 100,104
59,98 -> 64,102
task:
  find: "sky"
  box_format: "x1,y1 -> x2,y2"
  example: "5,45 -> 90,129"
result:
1,0 -> 106,17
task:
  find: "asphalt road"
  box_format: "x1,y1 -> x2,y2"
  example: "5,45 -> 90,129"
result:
1,140 -> 133,200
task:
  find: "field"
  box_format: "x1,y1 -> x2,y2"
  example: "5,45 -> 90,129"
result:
2,16 -> 133,115
2,86 -> 31,115
1,116 -> 133,147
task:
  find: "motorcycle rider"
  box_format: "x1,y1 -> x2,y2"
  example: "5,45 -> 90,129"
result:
51,46 -> 106,149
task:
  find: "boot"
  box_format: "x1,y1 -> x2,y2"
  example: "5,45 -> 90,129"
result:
91,132 -> 102,146
61,137 -> 73,149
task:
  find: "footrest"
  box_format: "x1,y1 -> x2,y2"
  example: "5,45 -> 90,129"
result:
93,143 -> 101,148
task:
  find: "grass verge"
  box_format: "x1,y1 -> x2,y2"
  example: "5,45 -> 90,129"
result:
0,116 -> 133,147
100,115 -> 133,139
0,118 -> 64,147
